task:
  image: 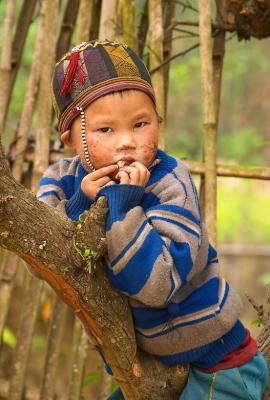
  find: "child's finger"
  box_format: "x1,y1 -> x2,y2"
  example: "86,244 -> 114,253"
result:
116,170 -> 130,184
89,164 -> 118,181
122,166 -> 140,185
95,176 -> 113,187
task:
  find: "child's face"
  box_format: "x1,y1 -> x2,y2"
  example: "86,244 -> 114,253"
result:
63,90 -> 159,170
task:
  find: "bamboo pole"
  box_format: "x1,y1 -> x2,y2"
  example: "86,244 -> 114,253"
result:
76,0 -> 93,44
68,319 -> 89,400
89,0 -> 102,40
11,10 -> 44,182
199,0 -> 226,233
138,0 -> 148,58
8,1 -> 60,398
163,0 -> 175,121
122,0 -> 138,52
0,0 -> 38,136
0,0 -> 16,136
99,0 -> 117,40
148,0 -> 165,149
56,0 -> 80,61
198,0 -> 218,245
32,0 -> 59,188
99,367 -> 113,400
0,252 -> 19,339
24,150 -> 270,181
39,298 -> 67,400
7,277 -> 43,400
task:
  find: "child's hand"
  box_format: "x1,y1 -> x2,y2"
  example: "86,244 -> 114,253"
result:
81,164 -> 118,200
115,161 -> 150,187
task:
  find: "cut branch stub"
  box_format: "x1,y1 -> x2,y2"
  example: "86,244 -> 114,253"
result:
225,0 -> 270,38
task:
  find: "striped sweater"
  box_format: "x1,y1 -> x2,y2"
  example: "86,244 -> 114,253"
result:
37,149 -> 246,368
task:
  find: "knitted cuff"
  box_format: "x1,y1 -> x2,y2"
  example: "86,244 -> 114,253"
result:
65,188 -> 93,221
97,184 -> 145,224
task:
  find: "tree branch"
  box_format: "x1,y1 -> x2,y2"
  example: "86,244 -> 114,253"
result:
0,148 -> 188,399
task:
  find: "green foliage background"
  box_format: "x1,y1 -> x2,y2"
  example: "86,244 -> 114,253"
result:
0,1 -> 269,245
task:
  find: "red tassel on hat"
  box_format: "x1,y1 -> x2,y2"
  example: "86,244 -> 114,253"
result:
60,51 -> 80,97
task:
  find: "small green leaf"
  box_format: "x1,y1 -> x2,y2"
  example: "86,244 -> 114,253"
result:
77,223 -> 82,230
251,318 -> 262,327
83,371 -> 100,387
2,327 -> 17,348
83,248 -> 90,257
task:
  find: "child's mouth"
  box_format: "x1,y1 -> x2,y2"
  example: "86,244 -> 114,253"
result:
116,160 -> 132,168
109,160 -> 133,181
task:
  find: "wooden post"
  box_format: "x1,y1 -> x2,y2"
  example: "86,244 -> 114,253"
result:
99,0 -> 117,40
148,0 -> 165,150
76,0 -> 93,43
198,0 -> 217,246
0,0 -> 16,137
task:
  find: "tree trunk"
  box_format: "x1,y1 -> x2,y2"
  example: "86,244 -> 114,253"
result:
0,149 -> 188,399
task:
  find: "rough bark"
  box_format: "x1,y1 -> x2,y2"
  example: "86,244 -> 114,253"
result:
0,147 -> 188,399
225,0 -> 270,39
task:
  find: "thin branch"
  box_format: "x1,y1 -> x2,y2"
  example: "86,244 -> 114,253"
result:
173,0 -> 198,13
149,42 -> 199,74
172,27 -> 199,36
171,19 -> 236,32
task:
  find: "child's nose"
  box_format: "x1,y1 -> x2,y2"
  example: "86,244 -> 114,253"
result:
116,131 -> 136,150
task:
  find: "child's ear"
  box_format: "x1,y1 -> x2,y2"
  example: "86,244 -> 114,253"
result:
158,115 -> 163,125
60,130 -> 73,147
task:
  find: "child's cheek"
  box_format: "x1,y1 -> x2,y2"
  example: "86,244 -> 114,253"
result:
140,139 -> 158,166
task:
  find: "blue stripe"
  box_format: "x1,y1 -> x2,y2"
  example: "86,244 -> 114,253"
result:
136,285 -> 230,339
170,241 -> 193,285
37,190 -> 62,201
111,220 -> 148,267
148,204 -> 200,226
132,277 -> 220,330
39,175 -> 75,199
149,216 -> 200,238
108,229 -> 164,295
172,171 -> 187,206
208,244 -> 218,263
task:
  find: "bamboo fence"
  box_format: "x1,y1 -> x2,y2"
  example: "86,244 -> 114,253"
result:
0,0 -> 269,399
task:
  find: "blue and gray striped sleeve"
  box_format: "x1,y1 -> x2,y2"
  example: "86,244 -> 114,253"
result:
37,159 -> 93,221
97,169 -> 202,308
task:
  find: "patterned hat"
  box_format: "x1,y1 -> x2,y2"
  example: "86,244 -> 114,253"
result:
51,40 -> 156,133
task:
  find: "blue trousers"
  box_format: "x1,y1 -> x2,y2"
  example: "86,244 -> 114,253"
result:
107,351 -> 268,400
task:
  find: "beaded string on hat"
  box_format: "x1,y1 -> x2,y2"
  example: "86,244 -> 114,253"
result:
76,106 -> 95,172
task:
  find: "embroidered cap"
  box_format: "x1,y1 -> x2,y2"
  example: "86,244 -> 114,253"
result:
51,40 -> 156,133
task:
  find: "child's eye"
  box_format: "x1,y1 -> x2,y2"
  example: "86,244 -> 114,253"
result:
98,127 -> 112,133
134,122 -> 146,128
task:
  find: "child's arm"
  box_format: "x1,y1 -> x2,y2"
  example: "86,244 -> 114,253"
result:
97,161 -> 207,308
37,159 -> 93,221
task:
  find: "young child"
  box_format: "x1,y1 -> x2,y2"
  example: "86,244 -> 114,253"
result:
37,40 -> 268,399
